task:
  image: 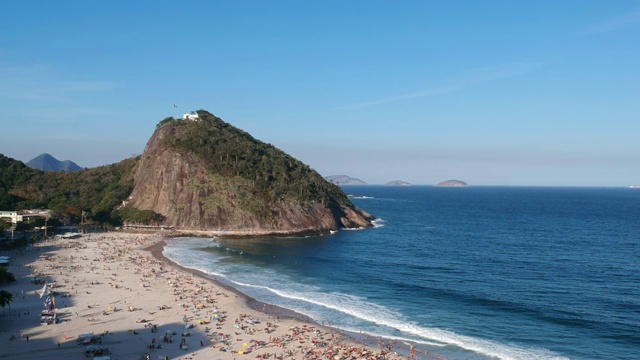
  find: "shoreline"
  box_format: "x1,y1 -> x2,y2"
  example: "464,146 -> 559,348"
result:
146,239 -> 311,324
0,232 -> 418,360
150,236 -> 438,360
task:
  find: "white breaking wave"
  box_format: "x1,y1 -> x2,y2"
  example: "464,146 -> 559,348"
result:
223,280 -> 567,360
163,237 -> 569,360
372,218 -> 386,228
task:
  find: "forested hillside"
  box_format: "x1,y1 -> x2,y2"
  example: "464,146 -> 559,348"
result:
125,110 -> 373,234
0,110 -> 373,233
0,154 -> 137,224
157,111 -> 352,210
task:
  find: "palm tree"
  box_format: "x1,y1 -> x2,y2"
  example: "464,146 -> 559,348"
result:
0,290 -> 13,315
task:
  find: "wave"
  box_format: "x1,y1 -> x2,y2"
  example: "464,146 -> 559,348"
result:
230,279 -> 568,360
336,218 -> 384,231
372,218 -> 386,228
351,195 -> 375,199
164,237 -> 568,360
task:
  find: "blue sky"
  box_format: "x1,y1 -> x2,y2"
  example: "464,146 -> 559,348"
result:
1,1 -> 639,186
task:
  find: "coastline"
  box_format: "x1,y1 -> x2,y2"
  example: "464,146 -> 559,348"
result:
146,239 -> 310,324
0,232 -> 415,360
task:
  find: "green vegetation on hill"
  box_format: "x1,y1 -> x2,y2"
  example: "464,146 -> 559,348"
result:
0,154 -> 139,225
0,109 -> 360,229
156,110 -> 354,217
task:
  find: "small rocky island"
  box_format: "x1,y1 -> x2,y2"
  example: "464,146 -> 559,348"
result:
385,180 -> 411,186
435,179 -> 468,187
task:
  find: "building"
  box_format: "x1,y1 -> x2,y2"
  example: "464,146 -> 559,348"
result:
1,209 -> 50,225
182,113 -> 200,121
0,211 -> 23,224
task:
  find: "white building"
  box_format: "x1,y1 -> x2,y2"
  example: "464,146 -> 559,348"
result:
0,211 -> 23,224
182,113 -> 200,121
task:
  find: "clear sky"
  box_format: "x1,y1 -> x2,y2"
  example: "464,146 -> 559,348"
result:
1,1 -> 638,186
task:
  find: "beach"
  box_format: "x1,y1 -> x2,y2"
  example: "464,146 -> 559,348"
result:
0,232 -> 412,360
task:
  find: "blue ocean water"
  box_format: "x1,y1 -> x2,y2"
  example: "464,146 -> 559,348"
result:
163,186 -> 640,360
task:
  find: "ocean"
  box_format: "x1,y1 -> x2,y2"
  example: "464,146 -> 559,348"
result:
162,186 -> 640,360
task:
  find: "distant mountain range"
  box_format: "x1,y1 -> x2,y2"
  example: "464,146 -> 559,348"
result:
26,153 -> 83,172
325,175 -> 367,185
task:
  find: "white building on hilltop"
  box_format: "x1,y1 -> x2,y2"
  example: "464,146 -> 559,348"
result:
182,112 -> 200,121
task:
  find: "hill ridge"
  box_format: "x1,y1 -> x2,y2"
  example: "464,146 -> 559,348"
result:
26,153 -> 82,172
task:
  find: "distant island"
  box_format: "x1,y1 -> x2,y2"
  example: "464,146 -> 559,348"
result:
435,179 -> 468,187
385,180 -> 411,186
325,175 -> 367,185
26,153 -> 82,172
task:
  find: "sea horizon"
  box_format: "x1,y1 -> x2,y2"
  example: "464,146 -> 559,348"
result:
163,186 -> 640,360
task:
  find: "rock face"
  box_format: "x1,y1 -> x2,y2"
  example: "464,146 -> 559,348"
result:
325,175 -> 367,185
125,111 -> 374,236
435,179 -> 468,187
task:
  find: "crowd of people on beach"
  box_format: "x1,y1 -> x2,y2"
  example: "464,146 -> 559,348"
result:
0,232 -> 443,360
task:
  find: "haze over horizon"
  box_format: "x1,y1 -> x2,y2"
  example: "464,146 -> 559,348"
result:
1,1 -> 638,186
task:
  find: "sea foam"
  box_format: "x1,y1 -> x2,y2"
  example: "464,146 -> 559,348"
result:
164,237 -> 568,360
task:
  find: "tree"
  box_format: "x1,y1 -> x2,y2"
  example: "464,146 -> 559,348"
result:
0,267 -> 15,284
0,289 -> 13,315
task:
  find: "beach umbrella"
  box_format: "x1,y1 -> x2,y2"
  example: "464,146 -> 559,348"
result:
209,339 -> 217,343
238,350 -> 244,355
242,343 -> 247,347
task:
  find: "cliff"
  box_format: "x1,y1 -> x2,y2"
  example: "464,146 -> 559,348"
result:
125,110 -> 374,236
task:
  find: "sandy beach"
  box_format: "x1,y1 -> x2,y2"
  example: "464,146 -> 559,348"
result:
0,232 -> 416,360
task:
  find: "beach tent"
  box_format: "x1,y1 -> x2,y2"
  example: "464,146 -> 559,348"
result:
39,283 -> 51,298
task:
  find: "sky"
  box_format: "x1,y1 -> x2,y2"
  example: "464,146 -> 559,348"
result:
1,1 -> 639,186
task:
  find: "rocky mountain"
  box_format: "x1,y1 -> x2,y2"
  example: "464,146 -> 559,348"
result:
124,110 -> 374,236
435,179 -> 468,187
26,153 -> 82,172
385,180 -> 411,186
325,175 -> 367,185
